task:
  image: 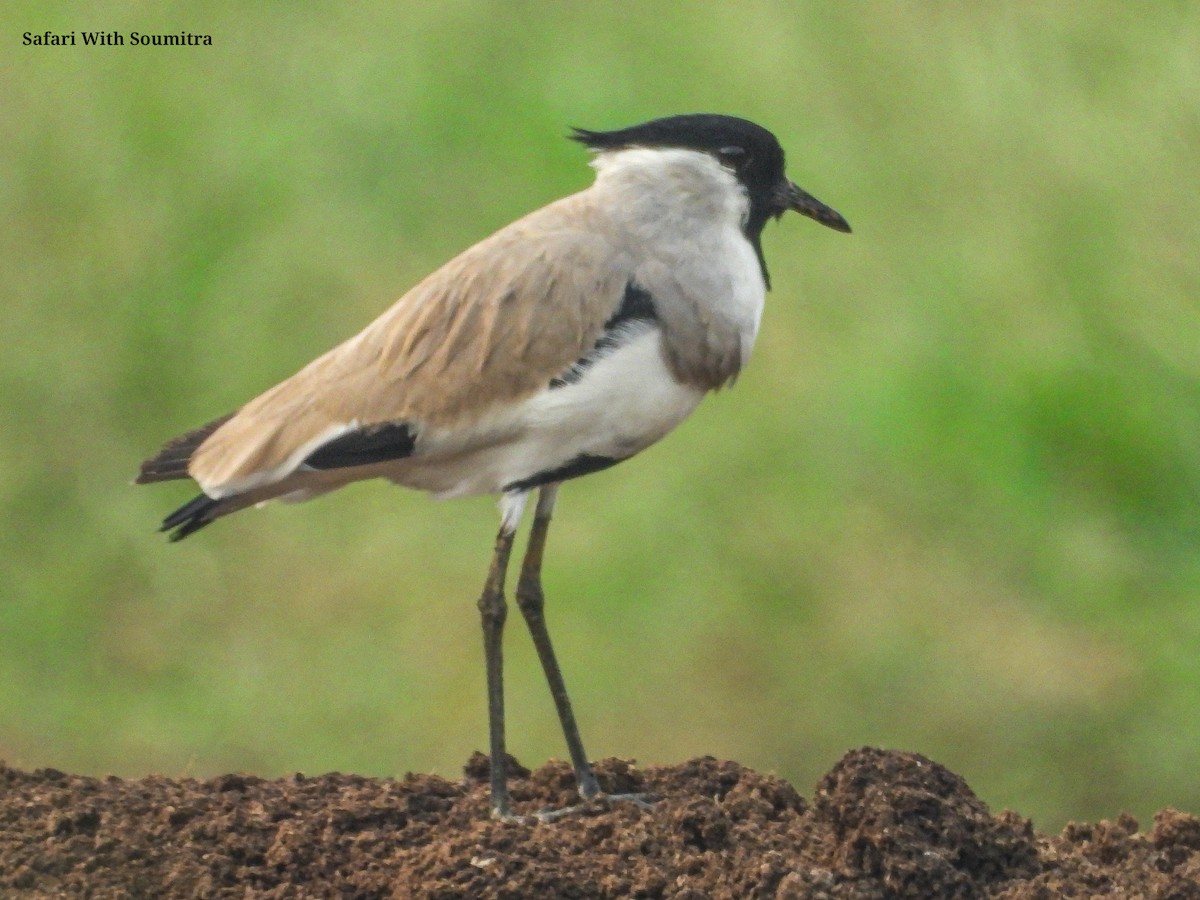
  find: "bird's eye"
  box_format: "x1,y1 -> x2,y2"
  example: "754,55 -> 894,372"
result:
717,145 -> 747,165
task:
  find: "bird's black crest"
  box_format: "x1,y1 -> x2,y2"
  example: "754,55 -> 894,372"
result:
570,114 -> 783,166
572,114 -> 791,282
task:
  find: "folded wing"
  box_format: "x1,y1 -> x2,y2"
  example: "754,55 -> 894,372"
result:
144,192 -> 633,500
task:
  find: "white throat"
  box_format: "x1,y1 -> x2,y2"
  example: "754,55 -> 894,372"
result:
589,147 -> 751,234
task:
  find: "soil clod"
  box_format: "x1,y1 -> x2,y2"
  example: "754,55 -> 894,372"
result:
0,748 -> 1196,898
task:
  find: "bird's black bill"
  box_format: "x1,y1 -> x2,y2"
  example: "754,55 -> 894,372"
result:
784,181 -> 851,233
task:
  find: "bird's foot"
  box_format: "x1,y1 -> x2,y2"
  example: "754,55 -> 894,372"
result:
490,807 -> 539,825
533,790 -> 657,823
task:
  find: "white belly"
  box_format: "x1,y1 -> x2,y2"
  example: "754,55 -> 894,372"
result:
391,324 -> 705,498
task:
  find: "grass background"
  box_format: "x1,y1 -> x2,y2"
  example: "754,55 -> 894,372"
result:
4,2 -> 1198,831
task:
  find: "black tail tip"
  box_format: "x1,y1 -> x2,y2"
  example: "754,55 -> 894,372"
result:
160,493 -> 220,542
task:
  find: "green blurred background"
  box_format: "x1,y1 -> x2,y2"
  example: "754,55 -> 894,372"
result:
4,2 -> 1198,831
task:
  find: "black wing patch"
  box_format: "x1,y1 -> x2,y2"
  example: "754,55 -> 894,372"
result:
550,282 -> 657,390
302,421 -> 416,470
503,453 -> 624,494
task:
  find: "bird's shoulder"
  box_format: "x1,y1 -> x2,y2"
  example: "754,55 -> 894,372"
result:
333,190 -> 637,423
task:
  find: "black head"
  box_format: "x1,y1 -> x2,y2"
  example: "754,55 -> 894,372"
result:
571,114 -> 849,284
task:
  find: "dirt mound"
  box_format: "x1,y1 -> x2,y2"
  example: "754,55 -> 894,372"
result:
2,747 -> 1198,898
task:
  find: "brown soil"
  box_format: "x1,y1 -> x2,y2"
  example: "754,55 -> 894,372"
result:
2,747 -> 1198,898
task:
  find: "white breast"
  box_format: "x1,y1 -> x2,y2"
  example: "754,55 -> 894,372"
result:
594,147 -> 767,387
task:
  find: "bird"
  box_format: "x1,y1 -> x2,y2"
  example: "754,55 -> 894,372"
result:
137,113 -> 850,820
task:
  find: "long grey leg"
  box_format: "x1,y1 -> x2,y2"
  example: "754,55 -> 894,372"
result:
479,492 -> 526,819
514,485 -> 602,800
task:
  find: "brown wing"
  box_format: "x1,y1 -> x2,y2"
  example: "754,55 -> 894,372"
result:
136,412 -> 235,484
186,191 -> 631,494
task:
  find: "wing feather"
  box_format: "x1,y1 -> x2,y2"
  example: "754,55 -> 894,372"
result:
189,192 -> 632,495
